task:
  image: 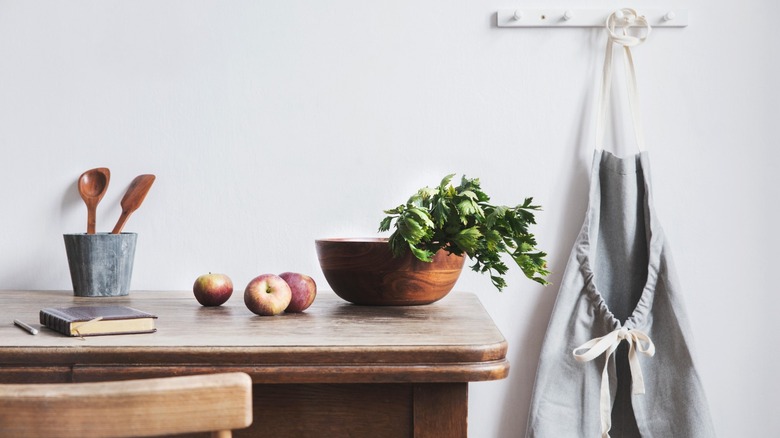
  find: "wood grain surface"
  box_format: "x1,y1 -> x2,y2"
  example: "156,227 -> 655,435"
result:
0,290 -> 508,384
0,372 -> 252,437
1,290 -> 505,437
315,238 -> 466,305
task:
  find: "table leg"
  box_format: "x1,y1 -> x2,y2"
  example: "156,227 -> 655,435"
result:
413,382 -> 468,438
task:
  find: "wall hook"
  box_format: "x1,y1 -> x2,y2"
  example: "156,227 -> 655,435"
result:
497,9 -> 688,28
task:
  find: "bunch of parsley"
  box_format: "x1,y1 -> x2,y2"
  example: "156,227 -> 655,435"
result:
379,174 -> 549,291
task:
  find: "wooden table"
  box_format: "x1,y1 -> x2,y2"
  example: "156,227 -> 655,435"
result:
0,290 -> 509,437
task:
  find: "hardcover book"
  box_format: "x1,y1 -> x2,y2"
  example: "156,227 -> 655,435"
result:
39,306 -> 157,337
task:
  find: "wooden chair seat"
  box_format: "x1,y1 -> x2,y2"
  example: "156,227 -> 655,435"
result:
0,372 -> 253,438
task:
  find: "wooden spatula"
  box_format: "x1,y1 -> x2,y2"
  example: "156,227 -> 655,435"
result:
111,174 -> 156,234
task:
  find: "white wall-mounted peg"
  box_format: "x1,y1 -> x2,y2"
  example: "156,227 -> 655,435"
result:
496,9 -> 689,28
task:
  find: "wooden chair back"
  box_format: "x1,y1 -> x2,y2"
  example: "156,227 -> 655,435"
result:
0,372 -> 253,438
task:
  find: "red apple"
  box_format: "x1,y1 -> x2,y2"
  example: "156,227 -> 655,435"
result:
279,272 -> 317,313
244,274 -> 292,316
193,273 -> 234,306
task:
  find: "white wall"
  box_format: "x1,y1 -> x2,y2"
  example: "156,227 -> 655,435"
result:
1,1 -> 776,436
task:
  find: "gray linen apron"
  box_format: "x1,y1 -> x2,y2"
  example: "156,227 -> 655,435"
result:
525,10 -> 716,438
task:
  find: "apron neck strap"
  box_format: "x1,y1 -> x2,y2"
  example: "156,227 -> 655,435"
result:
595,9 -> 652,153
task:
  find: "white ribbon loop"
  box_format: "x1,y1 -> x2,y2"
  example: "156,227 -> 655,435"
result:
573,327 -> 656,438
606,8 -> 652,47
595,8 -> 652,153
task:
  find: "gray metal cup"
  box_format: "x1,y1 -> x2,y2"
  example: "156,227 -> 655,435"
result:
63,233 -> 137,297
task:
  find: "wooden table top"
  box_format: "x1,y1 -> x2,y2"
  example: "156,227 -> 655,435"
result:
0,290 -> 509,384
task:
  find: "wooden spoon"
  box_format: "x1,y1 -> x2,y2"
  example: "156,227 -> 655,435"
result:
78,167 -> 111,234
111,174 -> 156,234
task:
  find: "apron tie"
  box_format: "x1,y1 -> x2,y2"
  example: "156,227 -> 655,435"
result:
594,8 -> 651,153
573,327 -> 656,438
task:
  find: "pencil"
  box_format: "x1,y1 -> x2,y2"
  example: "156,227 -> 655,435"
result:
13,319 -> 38,335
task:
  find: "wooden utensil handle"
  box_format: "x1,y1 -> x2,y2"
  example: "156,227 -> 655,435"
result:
111,211 -> 131,234
87,208 -> 97,235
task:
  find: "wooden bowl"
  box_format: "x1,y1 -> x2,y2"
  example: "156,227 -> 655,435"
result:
315,238 -> 465,306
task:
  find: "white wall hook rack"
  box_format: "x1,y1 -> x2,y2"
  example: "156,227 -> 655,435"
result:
497,9 -> 688,28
